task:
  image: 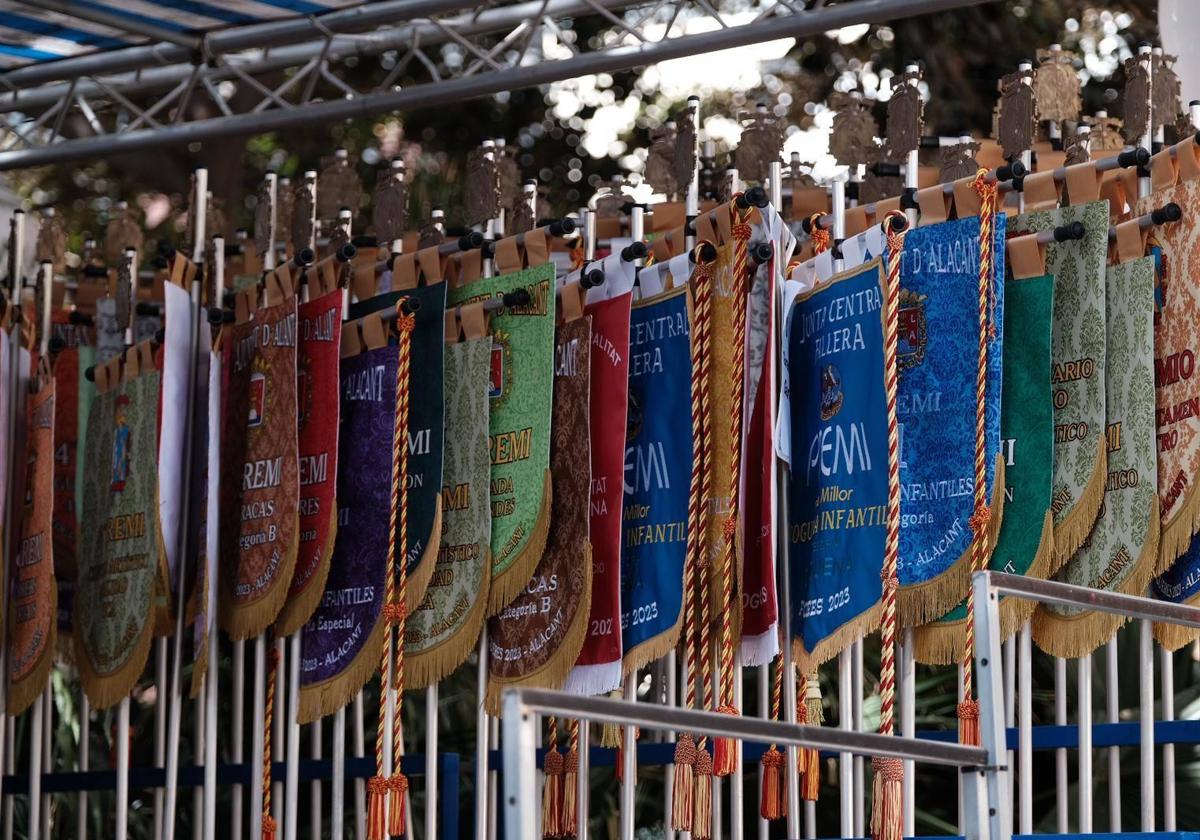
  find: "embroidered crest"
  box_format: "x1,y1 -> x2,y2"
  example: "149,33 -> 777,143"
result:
418,212 -> 445,250
467,146 -> 502,226
674,109 -> 698,191
291,179 -> 315,254
110,395 -> 132,493
1086,113 -> 1125,152
35,211 -> 66,270
1065,131 -> 1091,165
860,165 -> 903,204
645,122 -> 679,196
820,364 -> 844,421
788,157 -> 817,188
115,255 -> 132,333
1122,56 -> 1151,143
897,288 -> 929,369
938,140 -> 981,183
735,108 -> 784,182
488,330 -> 513,407
831,95 -> 878,167
317,151 -> 363,220
1153,52 -> 1182,134
248,354 -> 269,429
998,69 -> 1036,159
254,179 -> 274,258
497,144 -> 522,212
1034,48 -> 1082,125
276,179 -> 294,246
104,204 -> 143,267
884,69 -> 923,159
373,163 -> 407,247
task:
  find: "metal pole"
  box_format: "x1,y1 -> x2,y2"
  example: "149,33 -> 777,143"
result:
900,628 -> 915,838
156,639 -> 169,840
1078,655 -> 1092,833
852,639 -> 864,838
425,685 -> 439,840
1161,645 -> 1175,831
117,697 -> 131,839
501,694 -> 538,840
1140,620 -> 1155,831
251,636 -> 267,840
665,649 -> 678,840
331,708 -> 346,840
756,664 -> 768,840
838,650 -> 853,839
311,720 -> 324,839
971,574 -> 1011,840
204,237 -> 224,840
1106,638 -> 1121,832
285,634 -> 302,840
475,631 -> 490,840
40,686 -> 50,840
232,639 -> 246,840
1054,656 -> 1067,833
1004,637 -> 1015,808
0,0 -> 997,171
28,684 -> 42,840
78,692 -> 90,840
1018,624 -> 1032,835
353,692 -> 366,840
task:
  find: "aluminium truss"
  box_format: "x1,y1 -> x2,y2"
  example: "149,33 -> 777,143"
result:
0,0 -> 994,171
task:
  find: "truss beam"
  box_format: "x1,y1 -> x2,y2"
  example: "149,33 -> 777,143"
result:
0,0 -> 998,171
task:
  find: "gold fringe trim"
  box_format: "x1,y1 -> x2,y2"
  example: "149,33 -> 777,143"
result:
485,542 -> 594,715
406,551 -> 493,691
897,456 -> 1007,628
793,601 -> 881,674
622,585 -> 684,678
1032,494 -> 1160,659
275,506 -> 339,637
221,513 -> 301,641
486,469 -> 553,615
298,604 -> 387,724
10,621 -> 57,716
1158,466 -> 1200,572
75,594 -> 155,711
404,498 -> 443,613
1052,435 -> 1108,567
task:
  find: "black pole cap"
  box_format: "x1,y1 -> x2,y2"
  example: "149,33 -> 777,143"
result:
1052,221 -> 1085,242
900,188 -> 919,210
548,218 -> 577,237
294,248 -> 316,267
750,242 -> 773,264
581,268 -> 605,289
1117,147 -> 1151,169
692,242 -> 718,263
1152,202 -> 1183,225
738,185 -> 769,209
621,241 -> 648,262
997,160 -> 1026,182
459,231 -> 485,251
883,213 -> 909,235
336,243 -> 357,263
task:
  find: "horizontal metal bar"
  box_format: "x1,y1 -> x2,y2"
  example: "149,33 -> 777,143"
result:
0,0 -> 644,114
0,0 -> 999,170
513,687 -> 988,767
983,571 -> 1200,628
13,0 -> 201,50
917,719 -> 1200,751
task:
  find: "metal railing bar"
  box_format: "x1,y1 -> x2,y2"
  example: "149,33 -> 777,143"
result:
983,571 -> 1200,627
511,687 -> 987,767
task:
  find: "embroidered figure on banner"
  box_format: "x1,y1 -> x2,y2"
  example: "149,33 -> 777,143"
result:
897,289 -> 929,369
111,395 -> 131,493
820,365 -> 844,422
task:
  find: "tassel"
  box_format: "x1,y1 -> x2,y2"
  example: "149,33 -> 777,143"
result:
670,733 -> 696,831
599,692 -> 622,748
805,671 -> 824,726
957,699 -> 980,746
712,704 -> 739,777
262,816 -> 277,840
870,756 -> 904,840
797,702 -> 820,801
366,776 -> 388,840
542,747 -> 564,838
759,747 -> 786,821
388,773 -> 408,837
692,747 -> 714,840
561,748 -> 579,837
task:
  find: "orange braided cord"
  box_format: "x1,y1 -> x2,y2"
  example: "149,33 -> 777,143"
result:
390,313 -> 416,835
808,213 -> 831,254
683,254 -> 712,712
962,170 -> 997,705
262,642 -> 279,836
879,213 -> 908,738
718,199 -> 753,712
696,258 -> 716,729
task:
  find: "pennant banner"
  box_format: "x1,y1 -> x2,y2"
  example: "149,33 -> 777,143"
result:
1034,256 -> 1159,656
408,334 -> 493,688
620,284 -> 691,674
740,254 -> 780,666
76,369 -> 160,709
10,384 -> 57,715
489,316 -> 592,707
348,282 -> 448,613
159,281 -> 195,610
894,216 -> 1006,626
785,258 -> 889,670
1136,175 -> 1200,567
219,297 -> 300,640
916,272 -> 1056,663
568,266 -> 633,696
275,290 -> 343,636
1010,200 -> 1110,563
50,313 -> 93,654
447,263 -> 556,615
299,343 -> 396,722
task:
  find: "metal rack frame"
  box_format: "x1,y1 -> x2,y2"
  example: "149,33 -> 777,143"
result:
0,0 -> 995,169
